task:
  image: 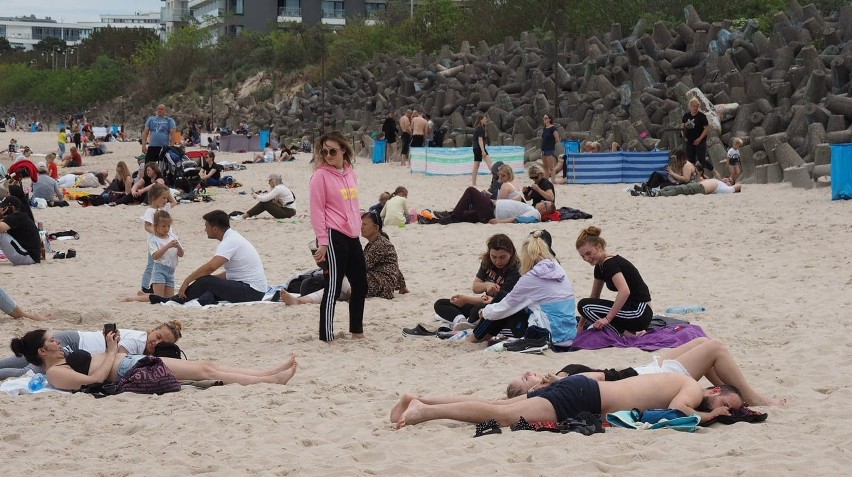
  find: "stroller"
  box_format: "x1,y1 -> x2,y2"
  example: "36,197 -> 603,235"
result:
158,146 -> 202,193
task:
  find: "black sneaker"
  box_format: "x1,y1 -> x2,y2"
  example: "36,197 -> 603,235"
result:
505,338 -> 549,354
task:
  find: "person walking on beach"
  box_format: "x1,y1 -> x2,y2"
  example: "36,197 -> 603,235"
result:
471,114 -> 493,186
142,104 -> 177,164
309,131 -> 368,342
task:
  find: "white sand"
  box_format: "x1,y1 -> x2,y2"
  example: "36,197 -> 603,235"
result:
0,131 -> 848,475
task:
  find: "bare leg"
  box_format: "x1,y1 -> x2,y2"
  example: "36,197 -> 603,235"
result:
206,353 -> 297,376
121,294 -> 151,303
152,283 -> 166,297
471,162 -> 481,186
673,338 -> 784,406
391,393 -> 528,423
659,337 -> 711,361
10,307 -> 51,322
397,396 -> 556,428
542,155 -> 554,181
162,357 -> 297,385
280,290 -> 313,305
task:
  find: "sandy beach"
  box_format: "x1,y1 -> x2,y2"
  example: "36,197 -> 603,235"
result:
0,131 -> 850,476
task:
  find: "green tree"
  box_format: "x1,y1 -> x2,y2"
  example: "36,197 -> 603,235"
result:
76,26 -> 160,67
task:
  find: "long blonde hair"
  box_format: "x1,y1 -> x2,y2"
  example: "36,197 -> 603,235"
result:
520,231 -> 555,274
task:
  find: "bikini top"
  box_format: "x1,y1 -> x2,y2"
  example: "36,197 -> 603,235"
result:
62,349 -> 92,375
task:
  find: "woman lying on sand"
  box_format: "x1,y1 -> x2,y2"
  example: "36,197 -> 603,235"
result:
0,320 -> 182,379
506,337 -> 785,406
10,329 -> 296,391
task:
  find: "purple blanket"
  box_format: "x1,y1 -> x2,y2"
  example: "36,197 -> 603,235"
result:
569,324 -> 707,352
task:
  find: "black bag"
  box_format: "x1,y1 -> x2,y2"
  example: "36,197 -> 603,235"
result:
153,342 -> 186,359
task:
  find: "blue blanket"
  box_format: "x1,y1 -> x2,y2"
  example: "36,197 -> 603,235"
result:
568,324 -> 707,352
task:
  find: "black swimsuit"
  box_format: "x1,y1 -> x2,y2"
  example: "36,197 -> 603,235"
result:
62,349 -> 92,375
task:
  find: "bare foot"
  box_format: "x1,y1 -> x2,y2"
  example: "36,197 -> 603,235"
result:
137,290 -> 147,296
273,353 -> 297,374
23,311 -> 51,322
390,393 -> 415,423
280,290 -> 300,306
750,395 -> 788,406
396,399 -> 426,428
399,287 -> 410,295
274,362 -> 297,385
351,333 -> 365,339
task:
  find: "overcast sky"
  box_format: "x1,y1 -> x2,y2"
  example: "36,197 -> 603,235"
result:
2,0 -> 163,23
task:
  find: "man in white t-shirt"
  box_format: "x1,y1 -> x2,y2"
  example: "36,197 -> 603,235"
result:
491,199 -> 551,223
150,210 -> 267,305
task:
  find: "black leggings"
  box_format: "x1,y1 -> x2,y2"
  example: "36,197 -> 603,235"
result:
644,171 -> 677,189
433,299 -> 482,323
577,298 -> 653,334
320,229 -> 368,341
684,139 -> 713,171
152,275 -> 264,306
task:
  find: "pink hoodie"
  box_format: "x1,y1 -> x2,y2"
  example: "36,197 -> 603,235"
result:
309,164 -> 361,245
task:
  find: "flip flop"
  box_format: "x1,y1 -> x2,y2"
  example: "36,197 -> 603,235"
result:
402,324 -> 437,337
474,419 -> 502,438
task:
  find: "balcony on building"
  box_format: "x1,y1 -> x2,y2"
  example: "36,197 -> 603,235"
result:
277,6 -> 302,23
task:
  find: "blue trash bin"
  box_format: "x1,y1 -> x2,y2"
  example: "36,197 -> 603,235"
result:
373,139 -> 387,164
563,140 -> 581,154
830,143 -> 852,200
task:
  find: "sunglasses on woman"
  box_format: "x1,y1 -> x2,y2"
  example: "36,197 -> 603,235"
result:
321,147 -> 339,157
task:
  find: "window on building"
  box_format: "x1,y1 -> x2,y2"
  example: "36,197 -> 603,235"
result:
322,1 -> 344,18
228,0 -> 245,15
365,2 -> 386,18
0,25 -> 5,37
279,0 -> 301,16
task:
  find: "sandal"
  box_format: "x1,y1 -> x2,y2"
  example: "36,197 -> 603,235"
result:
53,252 -> 65,259
66,248 -> 77,259
474,419 -> 502,438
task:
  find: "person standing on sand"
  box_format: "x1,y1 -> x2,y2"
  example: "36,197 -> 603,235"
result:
381,111 -> 399,163
399,109 -> 413,167
309,131 -> 368,342
142,104 -> 177,164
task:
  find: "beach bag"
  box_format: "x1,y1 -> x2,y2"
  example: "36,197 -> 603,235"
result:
116,356 -> 181,395
153,342 -> 186,360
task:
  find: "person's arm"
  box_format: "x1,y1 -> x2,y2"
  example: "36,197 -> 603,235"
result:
592,273 -> 631,330
695,116 -> 709,144
497,183 -> 513,200
123,176 -> 133,194
478,137 -> 488,159
178,255 -> 228,298
309,173 -> 330,262
488,217 -> 519,224
668,382 -> 729,423
141,125 -> 150,152
53,182 -> 62,199
130,177 -> 145,197
0,222 -> 9,233
553,129 -> 561,146
167,190 -> 177,208
480,274 -> 535,321
174,239 -> 184,258
471,277 -> 497,295
169,119 -> 177,145
530,181 -> 555,202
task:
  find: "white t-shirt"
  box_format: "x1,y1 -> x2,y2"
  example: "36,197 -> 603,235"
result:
712,179 -> 736,194
149,233 -> 180,268
256,184 -> 295,208
215,228 -> 267,292
495,200 -> 540,220
141,203 -> 173,238
726,147 -> 740,161
77,329 -> 147,355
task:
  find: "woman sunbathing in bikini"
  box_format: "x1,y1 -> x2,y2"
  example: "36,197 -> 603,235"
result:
506,337 -> 785,406
10,329 -> 297,391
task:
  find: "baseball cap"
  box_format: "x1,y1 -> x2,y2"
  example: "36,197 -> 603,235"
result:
37,161 -> 47,170
538,229 -> 556,257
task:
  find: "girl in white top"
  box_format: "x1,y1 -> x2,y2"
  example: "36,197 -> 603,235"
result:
496,164 -> 524,201
140,184 -> 177,292
381,186 -> 411,226
149,210 -> 184,297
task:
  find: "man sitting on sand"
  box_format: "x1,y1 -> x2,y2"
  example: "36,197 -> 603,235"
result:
144,210 -> 268,306
506,337 -> 784,406
391,372 -> 742,429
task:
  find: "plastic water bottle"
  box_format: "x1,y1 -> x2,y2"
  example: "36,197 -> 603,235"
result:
665,305 -> 706,315
28,373 -> 48,392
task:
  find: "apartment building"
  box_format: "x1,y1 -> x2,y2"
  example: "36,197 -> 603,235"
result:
0,15 -> 93,50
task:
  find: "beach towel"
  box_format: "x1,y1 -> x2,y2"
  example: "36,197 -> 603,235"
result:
568,324 -> 707,352
607,408 -> 700,432
0,370 -> 67,396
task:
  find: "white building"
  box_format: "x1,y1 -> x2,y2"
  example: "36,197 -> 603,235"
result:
79,12 -> 162,32
0,15 -> 92,51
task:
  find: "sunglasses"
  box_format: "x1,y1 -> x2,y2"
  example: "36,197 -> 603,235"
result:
321,147 -> 339,157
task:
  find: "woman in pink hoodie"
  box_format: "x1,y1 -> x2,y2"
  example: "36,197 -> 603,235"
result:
309,131 -> 368,342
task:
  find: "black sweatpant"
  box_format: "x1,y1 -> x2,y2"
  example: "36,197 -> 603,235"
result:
446,187 -> 495,223
152,275 -> 264,306
684,140 -> 713,171
320,229 -> 368,341
433,298 -> 482,323
577,298 -> 653,334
